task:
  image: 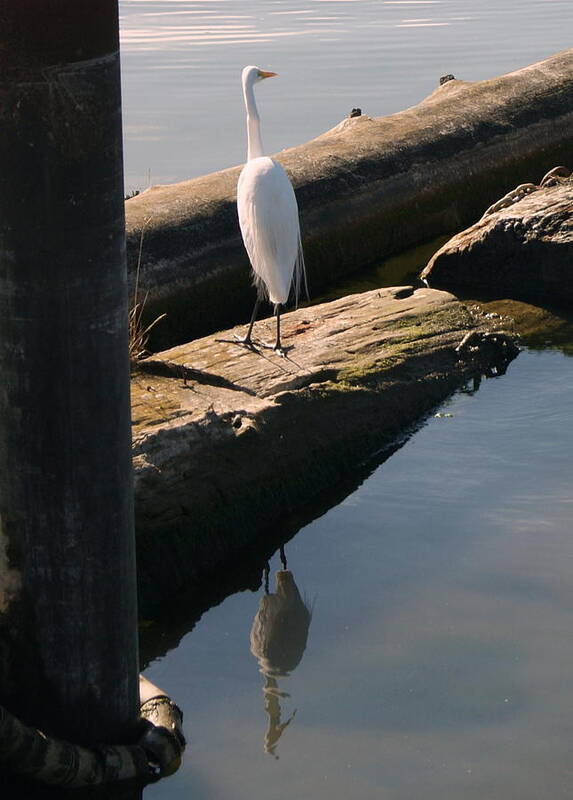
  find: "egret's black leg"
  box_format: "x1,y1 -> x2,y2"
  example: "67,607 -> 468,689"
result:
260,303 -> 286,355
279,545 -> 287,571
274,304 -> 282,353
235,297 -> 260,346
246,298 -> 261,342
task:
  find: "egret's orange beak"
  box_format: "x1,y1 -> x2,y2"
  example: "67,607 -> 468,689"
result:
259,70 -> 278,79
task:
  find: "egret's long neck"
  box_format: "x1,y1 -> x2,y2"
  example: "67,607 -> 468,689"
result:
243,79 -> 264,161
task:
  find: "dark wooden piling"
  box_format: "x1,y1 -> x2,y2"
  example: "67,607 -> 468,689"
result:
0,1 -> 139,744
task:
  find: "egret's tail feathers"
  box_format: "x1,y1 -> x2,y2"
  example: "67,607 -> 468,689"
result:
291,234 -> 309,308
249,231 -> 308,307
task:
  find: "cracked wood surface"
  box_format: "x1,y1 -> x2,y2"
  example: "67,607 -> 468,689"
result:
132,286 -> 463,459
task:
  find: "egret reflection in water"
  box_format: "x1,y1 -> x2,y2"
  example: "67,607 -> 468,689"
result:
250,551 -> 312,759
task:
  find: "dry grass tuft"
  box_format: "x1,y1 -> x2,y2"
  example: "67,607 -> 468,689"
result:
129,216 -> 166,362
129,299 -> 166,362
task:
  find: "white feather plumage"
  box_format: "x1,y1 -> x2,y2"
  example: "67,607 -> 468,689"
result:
237,155 -> 305,306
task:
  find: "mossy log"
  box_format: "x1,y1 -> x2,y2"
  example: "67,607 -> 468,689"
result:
126,49 -> 573,350
131,286 -> 515,615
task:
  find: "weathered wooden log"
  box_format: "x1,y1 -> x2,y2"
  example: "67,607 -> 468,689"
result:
131,286 -> 517,615
125,49 -> 573,350
422,173 -> 573,303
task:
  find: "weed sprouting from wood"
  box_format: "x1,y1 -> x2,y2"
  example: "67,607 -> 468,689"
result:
129,216 -> 166,361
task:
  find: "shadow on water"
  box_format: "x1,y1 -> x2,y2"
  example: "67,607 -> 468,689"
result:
311,235 -> 450,305
250,555 -> 312,759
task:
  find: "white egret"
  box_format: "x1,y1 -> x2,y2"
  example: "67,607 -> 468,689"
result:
236,65 -> 307,355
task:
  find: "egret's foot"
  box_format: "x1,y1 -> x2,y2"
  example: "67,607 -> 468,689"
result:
215,334 -> 256,348
233,333 -> 258,349
260,340 -> 286,357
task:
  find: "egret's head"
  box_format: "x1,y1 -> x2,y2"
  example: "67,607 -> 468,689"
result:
242,65 -> 278,87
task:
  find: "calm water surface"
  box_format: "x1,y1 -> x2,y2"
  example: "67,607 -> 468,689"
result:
142,341 -> 573,800
119,0 -> 573,191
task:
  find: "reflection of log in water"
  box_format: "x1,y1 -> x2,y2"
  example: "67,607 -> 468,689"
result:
250,569 -> 312,759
